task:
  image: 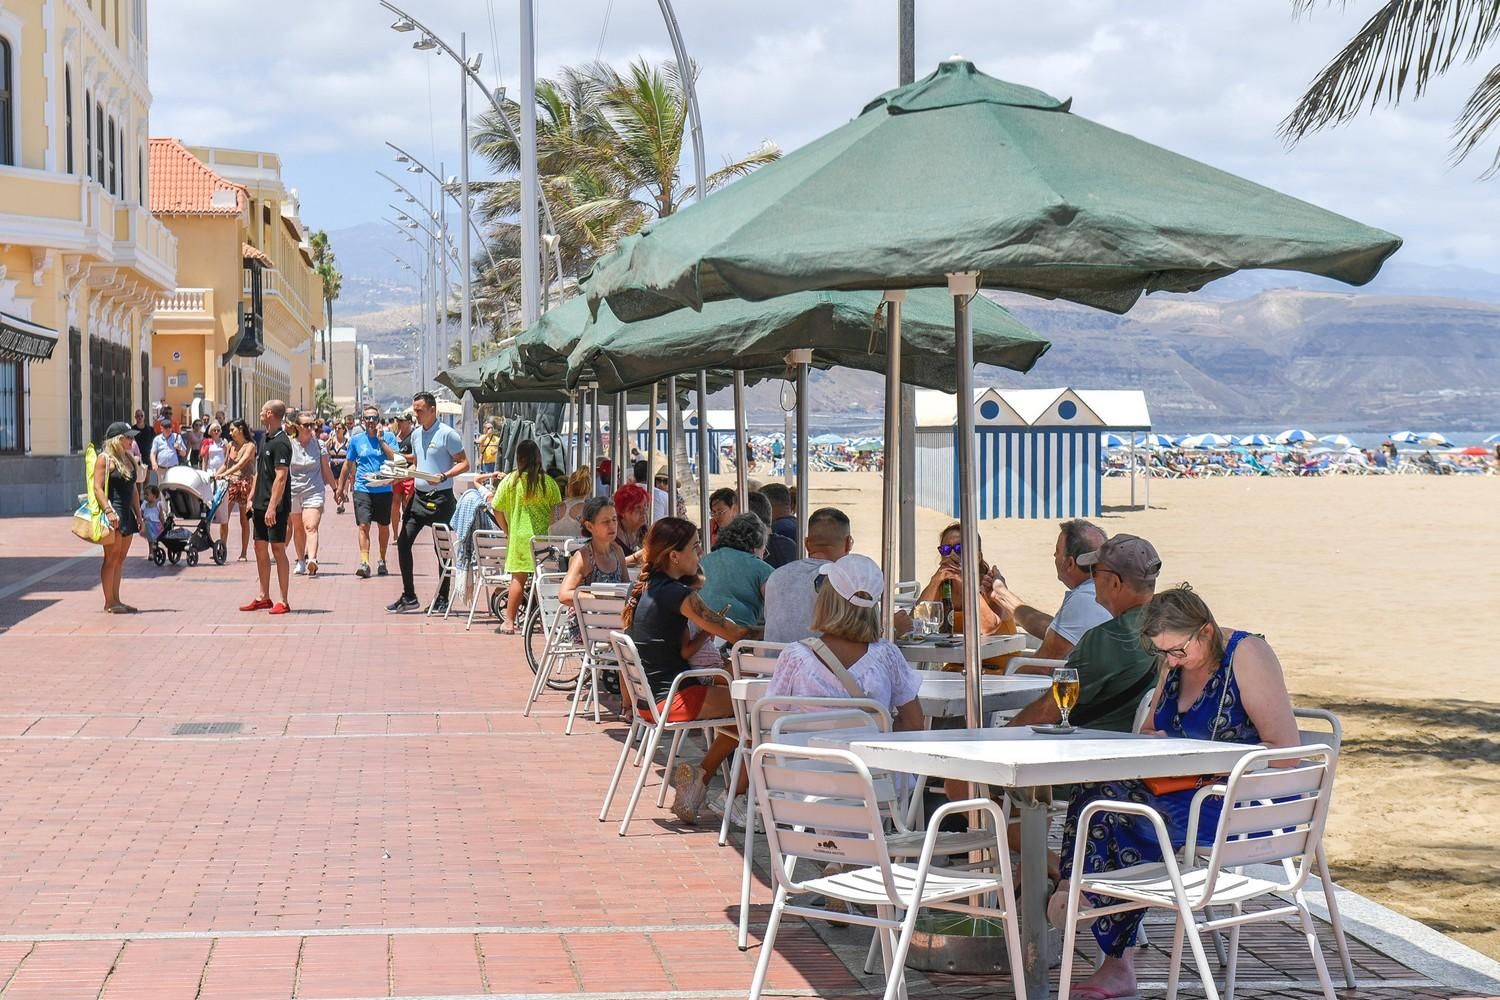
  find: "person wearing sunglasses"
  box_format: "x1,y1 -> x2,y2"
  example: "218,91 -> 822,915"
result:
917,522 -> 1016,661
336,404 -> 398,579
1050,582 -> 1300,1000
287,410 -> 340,577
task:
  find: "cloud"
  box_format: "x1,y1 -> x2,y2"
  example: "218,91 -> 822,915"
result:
147,0 -> 1499,270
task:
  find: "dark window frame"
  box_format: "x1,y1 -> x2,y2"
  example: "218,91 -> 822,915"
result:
107,115 -> 116,194
69,327 -> 84,453
65,67 -> 74,173
95,103 -> 105,183
0,37 -> 14,167
0,360 -> 23,454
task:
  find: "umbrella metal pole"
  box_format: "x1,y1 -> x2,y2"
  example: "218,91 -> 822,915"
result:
667,376 -> 681,520
588,385 -> 600,484
790,349 -> 812,552
880,290 -> 905,637
697,371 -> 712,550
647,383 -> 659,528
1130,438 -> 1137,508
733,371 -> 749,504
949,272 -> 984,731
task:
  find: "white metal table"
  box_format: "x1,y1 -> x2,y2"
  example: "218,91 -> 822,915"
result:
729,674 -> 1049,720
897,633 -> 1028,665
814,727 -> 1259,999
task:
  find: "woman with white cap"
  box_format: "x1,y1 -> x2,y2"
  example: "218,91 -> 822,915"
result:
765,553 -> 925,733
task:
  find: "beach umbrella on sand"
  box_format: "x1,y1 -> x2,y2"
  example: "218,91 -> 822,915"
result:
1390,430 -> 1422,444
1322,433 -> 1354,448
1237,434 -> 1272,447
1139,433 -> 1176,449
1275,429 -> 1318,445
1484,433 -> 1500,445
1179,432 -> 1231,449
811,433 -> 846,445
1420,432 -> 1452,447
1102,432 -> 1128,448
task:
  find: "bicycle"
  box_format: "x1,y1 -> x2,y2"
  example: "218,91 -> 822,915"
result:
488,543 -> 582,691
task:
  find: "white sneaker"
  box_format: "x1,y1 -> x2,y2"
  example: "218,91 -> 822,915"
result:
293,559 -> 306,575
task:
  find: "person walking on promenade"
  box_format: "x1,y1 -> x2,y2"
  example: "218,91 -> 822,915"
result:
288,410 -> 338,577
491,439 -> 560,633
337,405 -> 396,579
90,421 -> 146,613
386,392 -> 468,614
326,419 -> 350,514
211,420 -> 257,561
240,400 -> 294,615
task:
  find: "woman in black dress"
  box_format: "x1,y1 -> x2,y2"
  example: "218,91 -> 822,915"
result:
90,421 -> 146,613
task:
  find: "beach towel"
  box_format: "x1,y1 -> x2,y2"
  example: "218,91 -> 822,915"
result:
448,488 -> 494,606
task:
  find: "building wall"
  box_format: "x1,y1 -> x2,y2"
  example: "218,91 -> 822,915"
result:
0,0 -> 176,514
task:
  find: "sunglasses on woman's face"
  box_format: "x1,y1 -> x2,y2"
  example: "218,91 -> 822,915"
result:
937,542 -> 963,557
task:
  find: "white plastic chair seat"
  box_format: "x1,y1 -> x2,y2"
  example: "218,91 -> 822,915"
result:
803,863 -> 1005,908
1082,863 -> 1279,909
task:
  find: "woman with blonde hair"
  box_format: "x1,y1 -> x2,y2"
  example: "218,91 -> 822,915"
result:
90,421 -> 147,613
549,467 -> 596,537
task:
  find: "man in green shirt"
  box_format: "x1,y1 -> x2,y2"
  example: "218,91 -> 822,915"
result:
1008,534 -> 1161,733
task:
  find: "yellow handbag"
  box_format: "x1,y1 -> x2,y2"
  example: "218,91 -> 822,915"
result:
70,444 -> 116,546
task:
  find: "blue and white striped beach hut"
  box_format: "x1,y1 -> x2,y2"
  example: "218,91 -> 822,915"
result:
913,387 -> 1152,519
626,408 -> 734,475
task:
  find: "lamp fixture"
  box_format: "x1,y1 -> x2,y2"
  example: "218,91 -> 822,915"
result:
413,34 -> 438,51
393,153 -> 410,163
468,53 -> 483,72
389,17 -> 415,32
407,164 -> 423,173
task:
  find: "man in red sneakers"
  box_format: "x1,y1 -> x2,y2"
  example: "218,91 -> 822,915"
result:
241,399 -> 294,615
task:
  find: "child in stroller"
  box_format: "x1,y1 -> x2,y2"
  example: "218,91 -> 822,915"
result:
152,467 -> 231,567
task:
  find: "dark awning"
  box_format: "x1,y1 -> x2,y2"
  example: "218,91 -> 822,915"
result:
0,312 -> 59,363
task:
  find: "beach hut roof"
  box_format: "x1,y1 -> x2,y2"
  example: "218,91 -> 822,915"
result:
913,387 -> 1151,430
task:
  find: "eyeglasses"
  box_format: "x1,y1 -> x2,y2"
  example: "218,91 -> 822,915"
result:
298,422 -> 316,429
1149,628 -> 1202,662
362,416 -> 380,422
937,542 -> 963,556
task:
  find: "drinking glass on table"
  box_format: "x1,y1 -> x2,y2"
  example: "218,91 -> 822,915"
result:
1052,666 -> 1080,728
913,601 -> 943,638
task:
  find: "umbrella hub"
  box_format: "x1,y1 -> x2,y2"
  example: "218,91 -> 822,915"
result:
864,58 -> 1071,116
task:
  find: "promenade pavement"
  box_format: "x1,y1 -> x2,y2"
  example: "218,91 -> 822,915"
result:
0,510 -> 1493,998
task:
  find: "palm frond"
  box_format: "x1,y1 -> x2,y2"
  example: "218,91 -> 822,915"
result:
1453,62 -> 1500,175
1283,0 -> 1500,142
684,141 -> 783,200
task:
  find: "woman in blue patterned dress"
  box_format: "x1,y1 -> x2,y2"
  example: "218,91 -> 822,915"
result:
1052,585 -> 1301,1000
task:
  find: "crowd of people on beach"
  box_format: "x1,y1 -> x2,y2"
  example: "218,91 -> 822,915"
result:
1108,441 -> 1499,478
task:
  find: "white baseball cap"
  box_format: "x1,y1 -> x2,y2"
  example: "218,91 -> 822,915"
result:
818,554 -> 885,608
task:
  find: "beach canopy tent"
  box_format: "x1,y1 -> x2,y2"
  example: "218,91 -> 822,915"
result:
913,387 -> 1150,519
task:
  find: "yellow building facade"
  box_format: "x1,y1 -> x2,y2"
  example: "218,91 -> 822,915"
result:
150,141 -> 325,421
0,0 -> 177,513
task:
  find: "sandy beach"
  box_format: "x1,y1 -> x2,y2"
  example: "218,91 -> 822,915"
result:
731,470 -> 1499,958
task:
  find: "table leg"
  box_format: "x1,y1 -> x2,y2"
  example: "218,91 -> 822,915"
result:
1017,789 -> 1051,1000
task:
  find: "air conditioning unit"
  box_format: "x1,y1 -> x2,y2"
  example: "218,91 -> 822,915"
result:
166,375 -> 183,387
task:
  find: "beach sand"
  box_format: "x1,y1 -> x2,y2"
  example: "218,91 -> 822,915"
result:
722,469 -> 1499,958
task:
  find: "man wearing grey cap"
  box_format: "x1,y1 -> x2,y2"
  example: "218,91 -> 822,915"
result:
1008,533 -> 1161,733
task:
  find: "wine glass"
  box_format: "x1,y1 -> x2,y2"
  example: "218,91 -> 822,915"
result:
1052,667 -> 1080,729
913,601 -> 942,638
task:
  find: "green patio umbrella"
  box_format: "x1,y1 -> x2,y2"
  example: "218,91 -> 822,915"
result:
586,60 -> 1400,323
567,287 -> 1049,393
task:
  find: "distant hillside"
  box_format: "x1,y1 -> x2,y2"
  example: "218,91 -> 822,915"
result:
330,218 -> 1500,428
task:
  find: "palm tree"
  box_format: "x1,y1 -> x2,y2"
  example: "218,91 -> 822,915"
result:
308,230 -> 343,411
1283,1 -> 1500,176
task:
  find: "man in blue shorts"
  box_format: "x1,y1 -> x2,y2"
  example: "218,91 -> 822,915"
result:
337,403 -> 397,579
386,392 -> 469,614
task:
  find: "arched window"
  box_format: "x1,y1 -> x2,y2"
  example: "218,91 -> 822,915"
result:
64,68 -> 74,173
0,38 -> 13,167
94,103 -> 104,182
107,116 -> 116,194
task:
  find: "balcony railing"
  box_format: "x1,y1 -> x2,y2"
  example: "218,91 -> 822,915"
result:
156,287 -> 214,316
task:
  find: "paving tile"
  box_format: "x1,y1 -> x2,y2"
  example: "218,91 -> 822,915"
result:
564,932 -> 674,992
296,935 -> 389,999
195,936 -> 299,1000
1,939 -> 122,1000
390,933 -> 483,995
99,938 -> 212,999
478,933 -> 578,994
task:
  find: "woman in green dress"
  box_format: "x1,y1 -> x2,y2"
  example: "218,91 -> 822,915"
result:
492,439 -> 561,633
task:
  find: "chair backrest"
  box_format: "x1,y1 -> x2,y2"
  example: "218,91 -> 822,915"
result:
585,581 -> 632,599
472,530 -> 507,573
528,534 -> 576,575
1003,656 -> 1065,676
1132,688 -> 1157,734
750,743 -> 898,899
431,523 -> 455,565
533,571 -> 568,626
731,639 -> 787,678
608,629 -> 661,724
1293,706 -> 1342,754
893,580 -> 921,610
1200,745 -> 1336,896
750,694 -> 891,747
577,592 -> 628,658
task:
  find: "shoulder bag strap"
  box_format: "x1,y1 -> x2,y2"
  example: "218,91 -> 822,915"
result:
802,638 -> 866,699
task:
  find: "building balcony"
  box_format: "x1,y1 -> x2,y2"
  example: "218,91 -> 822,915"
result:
0,167 -> 177,291
154,287 -> 216,323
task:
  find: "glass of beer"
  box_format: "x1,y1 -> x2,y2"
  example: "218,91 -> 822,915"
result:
1052,667 -> 1080,729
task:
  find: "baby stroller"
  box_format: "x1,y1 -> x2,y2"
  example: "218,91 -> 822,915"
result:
154,466 -> 230,567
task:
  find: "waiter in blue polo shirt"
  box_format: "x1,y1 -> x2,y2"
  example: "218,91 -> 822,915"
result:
384,391 -> 469,614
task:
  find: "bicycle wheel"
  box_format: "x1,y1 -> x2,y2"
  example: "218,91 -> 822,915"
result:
524,605 -> 583,691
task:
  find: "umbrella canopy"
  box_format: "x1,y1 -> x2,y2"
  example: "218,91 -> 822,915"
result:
1179,432 -> 1231,449
1101,432 -> 1128,448
1321,433 -> 1354,448
1484,433 -> 1500,445
1421,432 -> 1452,447
1275,429 -> 1318,445
567,288 -> 1049,393
436,351 -> 669,404
1237,434 -> 1272,447
811,433 -> 846,445
1459,446 -> 1490,456
1139,433 -> 1176,449
1390,430 -> 1422,444
586,59 -> 1400,322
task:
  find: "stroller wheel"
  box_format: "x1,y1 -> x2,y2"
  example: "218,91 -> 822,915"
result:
152,547 -> 166,566
167,548 -> 181,566
212,541 -> 228,566
186,550 -> 199,567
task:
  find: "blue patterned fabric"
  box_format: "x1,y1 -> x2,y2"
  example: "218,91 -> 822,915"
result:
449,488 -> 494,575
1059,630 -> 1259,958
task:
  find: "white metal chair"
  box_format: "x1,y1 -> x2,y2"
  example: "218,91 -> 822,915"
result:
427,524 -> 459,617
521,571 -> 578,716
599,630 -> 737,836
1057,744 -> 1339,1000
566,592 -> 628,734
731,639 -> 787,678
735,695 -> 893,950
465,530 -> 508,631
746,743 -> 1026,1000
1292,709 -> 1357,989
1003,655 -> 1065,676
893,580 -> 921,612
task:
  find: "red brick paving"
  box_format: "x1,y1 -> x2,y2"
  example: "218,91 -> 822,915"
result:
0,513 -> 1490,999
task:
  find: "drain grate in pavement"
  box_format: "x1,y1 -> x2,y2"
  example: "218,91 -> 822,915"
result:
170,722 -> 244,736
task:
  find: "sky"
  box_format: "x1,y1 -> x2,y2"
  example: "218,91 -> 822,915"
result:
146,0 -> 1499,271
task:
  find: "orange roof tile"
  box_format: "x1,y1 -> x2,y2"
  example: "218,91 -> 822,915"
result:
242,243 -> 275,268
149,138 -> 247,216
